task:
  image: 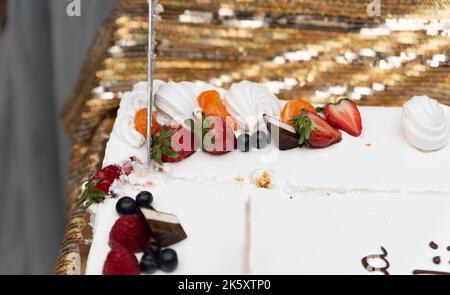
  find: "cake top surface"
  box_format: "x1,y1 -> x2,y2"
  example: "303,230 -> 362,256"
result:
84,81 -> 450,275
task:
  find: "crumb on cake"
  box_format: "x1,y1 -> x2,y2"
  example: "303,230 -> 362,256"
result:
253,171 -> 271,189
233,176 -> 245,184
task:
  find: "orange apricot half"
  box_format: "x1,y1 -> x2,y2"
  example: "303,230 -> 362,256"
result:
134,108 -> 161,138
281,99 -> 316,125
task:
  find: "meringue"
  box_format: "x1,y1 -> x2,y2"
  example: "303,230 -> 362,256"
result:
154,81 -> 225,125
224,81 -> 281,132
116,80 -> 165,147
401,96 -> 449,151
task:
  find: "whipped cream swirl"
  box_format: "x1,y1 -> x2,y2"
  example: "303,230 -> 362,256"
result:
224,81 -> 281,132
116,80 -> 165,147
401,95 -> 449,151
155,81 -> 225,126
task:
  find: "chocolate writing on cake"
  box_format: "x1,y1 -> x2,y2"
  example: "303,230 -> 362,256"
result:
412,241 -> 450,275
361,246 -> 390,275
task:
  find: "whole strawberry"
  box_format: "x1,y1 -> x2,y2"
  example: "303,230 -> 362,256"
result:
103,248 -> 140,275
109,215 -> 150,253
324,98 -> 362,136
293,110 -> 342,148
199,115 -> 236,154
152,125 -> 196,164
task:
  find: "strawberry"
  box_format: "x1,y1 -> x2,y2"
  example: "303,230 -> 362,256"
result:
95,179 -> 114,194
152,125 -> 196,164
77,178 -> 106,209
78,164 -> 127,209
198,114 -> 236,155
90,165 -> 122,194
92,165 -> 122,183
293,111 -> 342,148
324,98 -> 362,136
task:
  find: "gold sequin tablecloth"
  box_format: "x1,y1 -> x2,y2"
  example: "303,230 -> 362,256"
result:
55,0 -> 450,274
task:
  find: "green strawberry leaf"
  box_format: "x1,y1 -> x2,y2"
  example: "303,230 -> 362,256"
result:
77,178 -> 106,209
151,126 -> 180,165
192,111 -> 213,147
292,110 -> 312,146
315,106 -> 325,113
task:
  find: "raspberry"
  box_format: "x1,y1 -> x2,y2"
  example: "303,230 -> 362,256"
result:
109,215 -> 150,253
103,248 -> 140,275
93,165 -> 122,182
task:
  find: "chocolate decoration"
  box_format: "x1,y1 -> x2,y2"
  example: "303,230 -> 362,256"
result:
447,246 -> 450,251
429,241 -> 438,249
412,270 -> 450,275
264,115 -> 299,151
140,208 -> 187,248
361,246 -> 390,275
433,256 -> 441,265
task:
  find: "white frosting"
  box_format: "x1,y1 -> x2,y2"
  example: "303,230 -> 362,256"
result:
86,178 -> 450,275
154,81 -> 225,126
401,96 -> 449,151
250,191 -> 450,274
104,105 -> 450,193
131,81 -> 148,92
86,179 -> 249,275
224,81 -> 281,132
116,80 -> 165,147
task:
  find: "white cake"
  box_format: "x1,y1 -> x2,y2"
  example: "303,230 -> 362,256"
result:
85,81 -> 450,275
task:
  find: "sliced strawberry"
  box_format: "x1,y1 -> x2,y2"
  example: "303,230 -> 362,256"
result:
162,148 -> 194,163
324,99 -> 362,136
91,165 -> 122,193
293,111 -> 342,148
95,179 -> 114,194
200,115 -> 236,155
78,165 -> 122,208
152,125 -> 196,164
92,165 -> 122,182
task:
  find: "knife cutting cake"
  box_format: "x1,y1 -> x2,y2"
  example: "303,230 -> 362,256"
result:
81,80 -> 450,275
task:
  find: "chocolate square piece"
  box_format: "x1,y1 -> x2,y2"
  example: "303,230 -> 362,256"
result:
265,115 -> 299,150
140,208 -> 187,247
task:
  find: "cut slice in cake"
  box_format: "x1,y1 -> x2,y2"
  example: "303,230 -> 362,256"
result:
86,180 -> 250,275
